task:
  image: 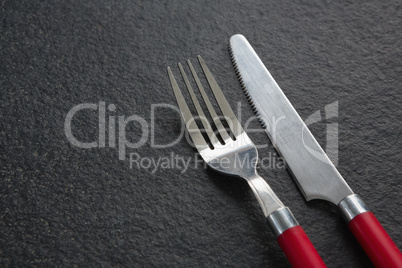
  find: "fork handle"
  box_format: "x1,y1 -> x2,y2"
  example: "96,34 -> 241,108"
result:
267,208 -> 326,268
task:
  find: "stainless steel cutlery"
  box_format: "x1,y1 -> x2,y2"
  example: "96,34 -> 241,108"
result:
229,34 -> 402,268
166,34 -> 401,268
167,56 -> 326,268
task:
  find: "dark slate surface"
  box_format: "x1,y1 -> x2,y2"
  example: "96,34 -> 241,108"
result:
1,0 -> 401,267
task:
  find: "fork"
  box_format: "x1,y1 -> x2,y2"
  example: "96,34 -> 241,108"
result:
167,56 -> 326,268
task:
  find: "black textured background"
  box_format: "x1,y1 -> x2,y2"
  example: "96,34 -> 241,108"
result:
1,0 -> 401,267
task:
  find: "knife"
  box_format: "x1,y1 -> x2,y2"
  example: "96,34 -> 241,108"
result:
229,34 -> 402,268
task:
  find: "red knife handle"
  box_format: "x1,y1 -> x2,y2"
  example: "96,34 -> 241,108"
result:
339,194 -> 402,268
349,212 -> 402,268
267,207 -> 327,268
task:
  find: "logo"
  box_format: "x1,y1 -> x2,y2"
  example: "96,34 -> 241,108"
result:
64,101 -> 339,172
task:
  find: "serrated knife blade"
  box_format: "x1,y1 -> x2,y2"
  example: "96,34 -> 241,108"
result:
230,34 -> 352,205
229,34 -> 402,268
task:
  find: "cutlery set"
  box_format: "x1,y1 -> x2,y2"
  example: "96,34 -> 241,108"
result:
167,35 -> 401,267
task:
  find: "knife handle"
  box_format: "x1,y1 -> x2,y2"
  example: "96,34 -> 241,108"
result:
339,194 -> 402,268
267,207 -> 327,268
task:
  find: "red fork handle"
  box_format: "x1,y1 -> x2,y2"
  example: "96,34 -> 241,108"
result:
349,211 -> 402,268
277,225 -> 327,268
267,207 -> 326,268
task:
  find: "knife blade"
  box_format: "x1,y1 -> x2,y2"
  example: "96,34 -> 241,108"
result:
229,34 -> 402,268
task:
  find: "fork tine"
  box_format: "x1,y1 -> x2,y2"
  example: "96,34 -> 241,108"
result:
187,59 -> 230,142
178,63 -> 220,146
197,55 -> 243,137
167,67 -> 209,150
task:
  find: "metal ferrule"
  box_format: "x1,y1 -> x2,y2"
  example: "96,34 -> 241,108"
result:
338,194 -> 370,222
267,207 -> 299,237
